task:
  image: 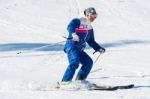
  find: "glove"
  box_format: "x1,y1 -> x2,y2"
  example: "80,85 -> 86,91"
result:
72,33 -> 79,42
93,47 -> 105,54
99,47 -> 105,54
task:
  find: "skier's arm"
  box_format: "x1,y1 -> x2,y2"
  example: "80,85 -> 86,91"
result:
87,31 -> 105,53
67,18 -> 80,39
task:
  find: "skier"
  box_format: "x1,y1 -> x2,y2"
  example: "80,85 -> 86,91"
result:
59,7 -> 105,88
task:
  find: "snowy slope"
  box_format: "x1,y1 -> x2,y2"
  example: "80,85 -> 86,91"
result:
0,0 -> 150,99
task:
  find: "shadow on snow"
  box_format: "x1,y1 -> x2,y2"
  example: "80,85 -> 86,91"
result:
0,39 -> 150,52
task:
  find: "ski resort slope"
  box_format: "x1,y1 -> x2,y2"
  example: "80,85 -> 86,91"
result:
0,0 -> 150,99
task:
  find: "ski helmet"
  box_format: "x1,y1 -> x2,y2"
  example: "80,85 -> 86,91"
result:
84,7 -> 97,16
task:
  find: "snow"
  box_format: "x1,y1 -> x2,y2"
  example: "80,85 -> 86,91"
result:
0,0 -> 150,98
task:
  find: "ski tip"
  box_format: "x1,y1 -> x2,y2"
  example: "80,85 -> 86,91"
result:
128,84 -> 135,88
126,84 -> 135,88
118,84 -> 135,89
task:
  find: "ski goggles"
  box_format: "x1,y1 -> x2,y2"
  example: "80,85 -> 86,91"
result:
88,13 -> 98,18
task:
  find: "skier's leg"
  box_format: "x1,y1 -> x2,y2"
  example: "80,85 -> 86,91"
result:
62,48 -> 80,81
76,51 -> 93,80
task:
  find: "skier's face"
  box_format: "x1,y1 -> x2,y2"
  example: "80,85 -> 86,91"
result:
87,13 -> 98,22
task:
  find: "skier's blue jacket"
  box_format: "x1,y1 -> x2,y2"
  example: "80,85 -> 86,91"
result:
64,17 -> 102,52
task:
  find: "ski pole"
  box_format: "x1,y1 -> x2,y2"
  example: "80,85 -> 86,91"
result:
90,68 -> 102,73
17,41 -> 65,54
17,36 -> 70,54
90,52 -> 102,73
93,52 -> 101,65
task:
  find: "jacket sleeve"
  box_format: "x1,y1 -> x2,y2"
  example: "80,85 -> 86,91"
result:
87,30 -> 103,51
67,18 -> 80,38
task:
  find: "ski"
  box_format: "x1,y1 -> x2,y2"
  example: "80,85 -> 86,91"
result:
88,84 -> 118,91
117,84 -> 134,89
56,81 -> 134,91
89,84 -> 135,91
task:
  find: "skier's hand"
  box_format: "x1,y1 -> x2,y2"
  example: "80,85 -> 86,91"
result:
93,47 -> 105,54
72,33 -> 79,42
99,47 -> 105,54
